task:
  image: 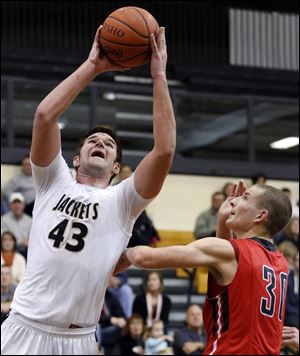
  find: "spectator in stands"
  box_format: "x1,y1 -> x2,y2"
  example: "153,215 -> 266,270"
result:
116,165 -> 160,247
2,155 -> 35,216
281,326 -> 299,354
251,172 -> 267,185
222,182 -> 234,198
1,192 -> 32,257
1,231 -> 26,284
281,187 -> 299,218
133,271 -> 172,331
277,241 -> 298,270
144,320 -> 173,355
1,265 -> 16,324
98,289 -> 127,355
1,191 -> 9,216
118,314 -> 145,356
129,210 -> 160,247
274,216 -> 299,250
284,252 -> 299,328
108,273 -> 134,318
173,304 -> 206,355
194,191 -> 225,239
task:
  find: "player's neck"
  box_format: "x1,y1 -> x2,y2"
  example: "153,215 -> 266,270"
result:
235,229 -> 272,241
76,171 -> 110,188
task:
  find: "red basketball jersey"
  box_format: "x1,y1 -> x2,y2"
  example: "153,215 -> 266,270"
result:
203,237 -> 288,355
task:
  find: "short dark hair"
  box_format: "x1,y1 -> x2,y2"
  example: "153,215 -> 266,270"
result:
255,185 -> 293,237
74,125 -> 122,182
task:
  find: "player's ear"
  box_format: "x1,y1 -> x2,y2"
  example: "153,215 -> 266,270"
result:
254,210 -> 268,224
113,162 -> 120,175
73,155 -> 80,169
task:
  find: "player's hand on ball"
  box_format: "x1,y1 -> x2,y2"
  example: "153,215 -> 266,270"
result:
88,25 -> 130,73
150,27 -> 167,79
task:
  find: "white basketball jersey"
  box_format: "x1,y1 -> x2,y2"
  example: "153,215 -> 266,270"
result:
11,151 -> 151,327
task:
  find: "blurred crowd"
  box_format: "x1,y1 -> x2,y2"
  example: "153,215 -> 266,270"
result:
1,162 -> 299,355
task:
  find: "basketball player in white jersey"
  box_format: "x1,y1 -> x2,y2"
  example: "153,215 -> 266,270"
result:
1,25 -> 176,355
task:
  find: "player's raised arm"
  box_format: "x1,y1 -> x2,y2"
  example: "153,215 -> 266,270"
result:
134,27 -> 176,199
31,26 -> 128,167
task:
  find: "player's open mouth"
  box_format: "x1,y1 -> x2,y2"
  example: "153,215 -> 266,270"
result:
91,150 -> 105,159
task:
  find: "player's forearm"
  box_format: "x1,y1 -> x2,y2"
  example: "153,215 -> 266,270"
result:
35,60 -> 101,123
152,75 -> 176,157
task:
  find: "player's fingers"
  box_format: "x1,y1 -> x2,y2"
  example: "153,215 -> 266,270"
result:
150,33 -> 159,55
157,27 -> 166,49
94,25 -> 102,44
237,180 -> 244,196
230,184 -> 237,197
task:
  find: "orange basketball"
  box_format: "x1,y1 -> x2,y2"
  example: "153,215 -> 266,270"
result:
100,7 -> 159,68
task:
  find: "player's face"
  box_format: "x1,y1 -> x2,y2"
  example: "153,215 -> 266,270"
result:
225,186 -> 265,235
75,132 -> 120,178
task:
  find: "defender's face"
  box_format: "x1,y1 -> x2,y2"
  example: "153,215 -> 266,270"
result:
225,186 -> 264,234
75,132 -> 119,177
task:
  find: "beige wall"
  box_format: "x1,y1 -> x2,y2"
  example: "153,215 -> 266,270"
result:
2,164 -> 299,231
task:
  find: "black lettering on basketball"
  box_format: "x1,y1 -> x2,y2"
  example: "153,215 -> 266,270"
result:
102,45 -> 123,59
103,23 -> 124,38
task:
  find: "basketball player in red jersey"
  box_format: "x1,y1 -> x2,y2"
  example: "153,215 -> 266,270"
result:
116,181 -> 292,355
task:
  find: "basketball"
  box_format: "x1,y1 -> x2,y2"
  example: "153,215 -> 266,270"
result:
100,7 -> 159,68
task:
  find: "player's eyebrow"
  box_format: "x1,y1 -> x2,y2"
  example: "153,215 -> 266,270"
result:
87,135 -> 116,146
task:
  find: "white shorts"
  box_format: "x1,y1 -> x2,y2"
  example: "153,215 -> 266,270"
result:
1,312 -> 98,355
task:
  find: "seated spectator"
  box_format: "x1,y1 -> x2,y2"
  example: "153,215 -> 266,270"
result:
281,326 -> 299,354
1,192 -> 32,258
129,210 -> 160,248
251,172 -> 267,185
118,314 -> 145,356
144,320 -> 173,355
285,252 -> 299,329
221,182 -> 234,198
1,231 -> 26,284
2,155 -> 35,216
114,165 -> 160,247
133,271 -> 172,331
1,265 -> 17,324
174,304 -> 206,355
108,273 -> 134,318
98,289 -> 127,355
194,191 -> 225,239
277,241 -> 298,270
274,217 -> 299,249
281,188 -> 299,218
1,191 -> 9,216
